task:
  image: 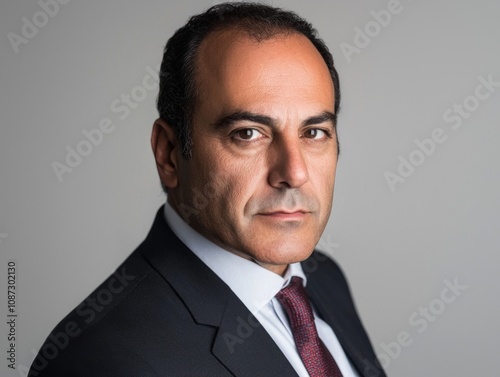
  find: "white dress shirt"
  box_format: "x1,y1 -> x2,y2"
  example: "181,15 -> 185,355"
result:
164,202 -> 359,377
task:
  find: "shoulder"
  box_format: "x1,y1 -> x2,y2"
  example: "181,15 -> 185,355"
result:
29,235 -> 227,376
28,251 -> 164,376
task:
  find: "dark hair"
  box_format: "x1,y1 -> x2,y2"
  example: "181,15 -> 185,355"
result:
157,2 -> 341,159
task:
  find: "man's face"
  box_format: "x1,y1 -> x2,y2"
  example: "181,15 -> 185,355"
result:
170,30 -> 337,274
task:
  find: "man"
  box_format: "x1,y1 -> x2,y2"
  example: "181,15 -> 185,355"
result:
29,3 -> 386,376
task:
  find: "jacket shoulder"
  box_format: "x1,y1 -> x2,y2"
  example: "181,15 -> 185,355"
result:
28,251 -> 157,376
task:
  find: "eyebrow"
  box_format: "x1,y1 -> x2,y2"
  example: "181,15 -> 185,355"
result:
304,111 -> 337,127
211,110 -> 337,130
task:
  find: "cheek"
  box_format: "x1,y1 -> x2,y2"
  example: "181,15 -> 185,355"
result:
310,157 -> 336,201
220,161 -> 263,206
209,158 -> 266,225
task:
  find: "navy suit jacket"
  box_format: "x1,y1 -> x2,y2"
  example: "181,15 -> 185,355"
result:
29,207 -> 386,377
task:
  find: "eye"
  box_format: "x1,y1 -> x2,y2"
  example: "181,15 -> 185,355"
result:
231,128 -> 263,141
303,128 -> 330,139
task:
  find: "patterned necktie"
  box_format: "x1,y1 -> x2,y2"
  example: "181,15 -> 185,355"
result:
276,276 -> 343,377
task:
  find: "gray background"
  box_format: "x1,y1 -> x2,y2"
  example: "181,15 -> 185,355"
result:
1,0 -> 499,376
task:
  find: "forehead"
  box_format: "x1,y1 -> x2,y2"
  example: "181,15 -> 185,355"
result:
194,29 -> 335,114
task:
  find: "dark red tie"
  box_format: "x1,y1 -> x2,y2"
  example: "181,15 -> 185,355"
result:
276,276 -> 343,377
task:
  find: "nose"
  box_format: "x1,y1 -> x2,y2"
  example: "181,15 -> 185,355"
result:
268,136 -> 309,189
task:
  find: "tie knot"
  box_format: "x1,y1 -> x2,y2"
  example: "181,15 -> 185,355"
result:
276,276 -> 315,327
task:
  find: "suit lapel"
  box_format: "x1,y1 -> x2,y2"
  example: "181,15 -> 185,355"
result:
141,208 -> 298,377
212,293 -> 299,377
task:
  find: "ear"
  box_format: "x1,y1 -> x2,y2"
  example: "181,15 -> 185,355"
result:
151,118 -> 179,189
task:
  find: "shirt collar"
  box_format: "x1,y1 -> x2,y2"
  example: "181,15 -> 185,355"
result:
163,201 -> 308,314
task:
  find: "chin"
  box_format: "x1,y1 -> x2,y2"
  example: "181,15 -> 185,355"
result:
253,240 -> 317,266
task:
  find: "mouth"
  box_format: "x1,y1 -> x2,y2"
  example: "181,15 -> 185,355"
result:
257,210 -> 310,221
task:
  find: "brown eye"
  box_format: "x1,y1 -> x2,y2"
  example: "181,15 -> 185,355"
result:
304,129 -> 327,139
232,128 -> 262,141
238,129 -> 255,139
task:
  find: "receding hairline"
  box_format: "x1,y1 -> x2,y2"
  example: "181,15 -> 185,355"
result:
195,25 -> 315,72
192,26 -> 335,118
